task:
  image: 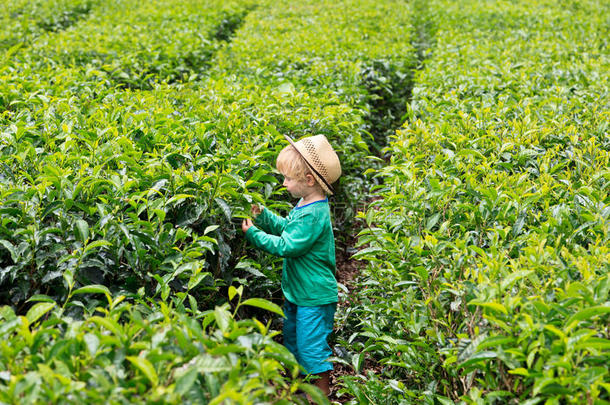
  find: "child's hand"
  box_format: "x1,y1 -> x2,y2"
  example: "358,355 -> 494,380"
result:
251,204 -> 262,218
242,218 -> 253,233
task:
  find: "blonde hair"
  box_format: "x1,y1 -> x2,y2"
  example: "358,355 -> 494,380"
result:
276,145 -> 311,180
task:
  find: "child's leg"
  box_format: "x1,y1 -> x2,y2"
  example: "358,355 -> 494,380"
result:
295,303 -> 336,395
283,300 -> 299,363
314,371 -> 331,396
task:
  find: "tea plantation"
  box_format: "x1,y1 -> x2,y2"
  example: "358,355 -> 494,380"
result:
0,0 -> 608,403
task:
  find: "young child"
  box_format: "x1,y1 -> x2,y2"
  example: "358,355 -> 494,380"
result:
241,134 -> 341,396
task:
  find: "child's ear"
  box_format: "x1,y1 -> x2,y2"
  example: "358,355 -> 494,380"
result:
306,174 -> 316,186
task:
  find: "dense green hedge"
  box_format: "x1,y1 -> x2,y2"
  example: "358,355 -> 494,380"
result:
346,0 -> 609,403
3,0 -> 605,402
0,0 -> 417,401
22,0 -> 258,89
1,0 -> 98,52
214,0 -> 416,148
0,0 -> 417,307
1,0 -> 269,307
0,286 -> 317,404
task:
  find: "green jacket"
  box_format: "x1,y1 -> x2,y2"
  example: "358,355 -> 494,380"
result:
245,199 -> 338,306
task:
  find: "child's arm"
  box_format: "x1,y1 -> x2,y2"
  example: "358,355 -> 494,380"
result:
253,206 -> 288,236
245,210 -> 323,258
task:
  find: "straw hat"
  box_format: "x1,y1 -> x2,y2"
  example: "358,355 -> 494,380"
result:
284,134 -> 342,195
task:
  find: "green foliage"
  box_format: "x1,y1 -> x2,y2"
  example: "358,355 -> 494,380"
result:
12,0 -> 258,89
340,0 -> 610,403
215,0 -> 415,88
0,77 -> 363,305
0,0 -> 409,309
2,0 -> 606,401
211,0 -> 416,233
0,285 -> 319,403
0,0 -> 97,52
3,0 -> 418,401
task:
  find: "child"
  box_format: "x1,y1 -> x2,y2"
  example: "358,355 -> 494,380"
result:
241,134 -> 341,396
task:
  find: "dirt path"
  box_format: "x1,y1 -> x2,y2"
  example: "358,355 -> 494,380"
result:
328,227 -> 379,403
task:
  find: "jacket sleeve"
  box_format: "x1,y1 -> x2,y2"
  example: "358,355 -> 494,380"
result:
245,210 -> 323,258
254,207 -> 288,236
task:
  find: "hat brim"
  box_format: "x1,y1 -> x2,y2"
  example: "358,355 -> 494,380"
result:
283,135 -> 334,195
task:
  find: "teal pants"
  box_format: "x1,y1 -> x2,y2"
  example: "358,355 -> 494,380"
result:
283,300 -> 336,375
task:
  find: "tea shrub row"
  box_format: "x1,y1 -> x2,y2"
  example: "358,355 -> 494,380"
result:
1,0 -> 415,306
346,0 -> 609,403
1,0 -> 267,308
0,0 -> 416,401
214,0 -> 416,148
21,0 -> 258,89
0,285 -> 315,404
1,0 -> 97,52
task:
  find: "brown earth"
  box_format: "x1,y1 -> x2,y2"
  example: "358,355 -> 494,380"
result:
329,232 -> 371,403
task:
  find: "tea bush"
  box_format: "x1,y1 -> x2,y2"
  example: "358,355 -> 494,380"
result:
2,0 -> 606,402
1,0 -> 267,306
0,75 -> 373,308
1,0 -> 419,399
0,285 -> 328,404
214,0 -> 416,148
1,0 -> 418,310
1,0 -> 98,52
0,0 -> 251,116
210,0 -> 417,238
4,0 -> 257,92
345,0 -> 609,403
23,0 -> 259,89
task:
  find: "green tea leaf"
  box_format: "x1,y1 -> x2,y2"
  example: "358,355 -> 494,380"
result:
89,316 -> 123,340
240,298 -> 284,317
26,302 -> 55,325
0,318 -> 21,337
174,367 -> 198,395
470,301 -> 508,315
0,240 -> 18,262
575,337 -> 610,351
167,194 -> 195,205
83,240 -> 112,255
73,285 -> 111,296
27,295 -> 55,303
204,225 -> 219,235
544,324 -> 566,339
208,344 -> 246,355
425,213 -> 441,230
299,384 -> 330,405
500,270 -> 533,291
74,219 -> 89,243
508,368 -> 530,377
228,285 -> 243,301
459,351 -> 497,369
127,356 -> 158,386
214,306 -> 231,333
188,272 -> 211,290
564,305 -> 610,331
84,333 -> 100,356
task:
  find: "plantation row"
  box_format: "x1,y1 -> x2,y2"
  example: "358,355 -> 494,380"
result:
347,0 -> 609,403
1,0 -> 97,52
2,0 -> 606,402
1,0 -> 257,109
0,0 -> 415,308
0,0 -> 414,402
2,0 -> 262,307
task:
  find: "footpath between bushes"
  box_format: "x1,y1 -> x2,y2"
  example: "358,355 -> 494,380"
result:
329,0 -> 437,401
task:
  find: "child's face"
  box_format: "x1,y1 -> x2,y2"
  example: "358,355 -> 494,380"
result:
282,174 -> 318,199
282,175 -> 306,198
